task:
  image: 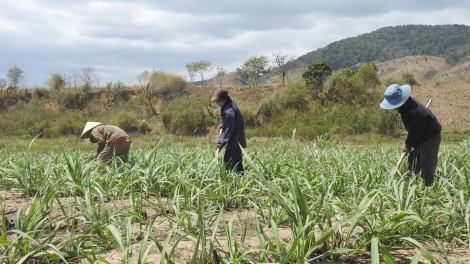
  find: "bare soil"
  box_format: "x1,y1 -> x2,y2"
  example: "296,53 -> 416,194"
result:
2,191 -> 468,263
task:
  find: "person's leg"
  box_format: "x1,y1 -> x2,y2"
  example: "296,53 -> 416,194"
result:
418,132 -> 441,186
114,142 -> 131,163
224,149 -> 244,174
97,145 -> 115,164
407,149 -> 421,175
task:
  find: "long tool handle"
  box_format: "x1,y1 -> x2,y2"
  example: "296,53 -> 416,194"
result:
392,152 -> 407,176
215,129 -> 222,156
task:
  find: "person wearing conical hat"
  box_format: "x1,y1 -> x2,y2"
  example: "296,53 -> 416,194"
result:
80,122 -> 131,164
380,84 -> 441,186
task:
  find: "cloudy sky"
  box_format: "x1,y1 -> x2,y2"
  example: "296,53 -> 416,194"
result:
1,0 -> 470,87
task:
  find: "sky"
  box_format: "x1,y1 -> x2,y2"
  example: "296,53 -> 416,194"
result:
1,0 -> 470,87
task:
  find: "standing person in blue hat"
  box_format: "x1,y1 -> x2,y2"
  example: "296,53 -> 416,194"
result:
380,84 -> 442,186
210,88 -> 247,174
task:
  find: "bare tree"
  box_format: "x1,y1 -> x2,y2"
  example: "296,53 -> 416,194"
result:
137,70 -> 150,85
215,67 -> 226,87
69,68 -> 81,89
6,66 -> 24,88
79,66 -> 99,87
0,79 -> 7,90
185,62 -> 197,85
273,52 -> 295,87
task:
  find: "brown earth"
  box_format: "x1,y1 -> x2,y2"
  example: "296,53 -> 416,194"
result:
201,55 -> 470,133
1,191 -> 468,263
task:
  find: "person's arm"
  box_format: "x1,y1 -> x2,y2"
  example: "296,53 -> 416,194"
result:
90,129 -> 106,158
216,109 -> 236,149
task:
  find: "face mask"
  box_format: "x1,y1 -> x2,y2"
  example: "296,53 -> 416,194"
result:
216,101 -> 225,107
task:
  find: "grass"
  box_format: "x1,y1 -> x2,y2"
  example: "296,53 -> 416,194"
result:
0,133 -> 469,263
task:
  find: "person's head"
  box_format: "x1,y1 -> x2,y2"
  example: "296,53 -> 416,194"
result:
210,88 -> 229,107
80,122 -> 103,139
380,84 -> 411,110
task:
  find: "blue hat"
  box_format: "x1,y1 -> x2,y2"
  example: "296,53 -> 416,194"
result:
380,84 -> 411,109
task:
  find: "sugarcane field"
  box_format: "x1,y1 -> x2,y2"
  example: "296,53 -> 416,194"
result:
0,129 -> 469,263
2,20 -> 470,263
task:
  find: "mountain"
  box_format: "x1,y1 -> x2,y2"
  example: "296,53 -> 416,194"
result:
297,24 -> 470,70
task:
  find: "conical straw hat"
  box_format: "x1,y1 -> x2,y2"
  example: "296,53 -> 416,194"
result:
80,122 -> 103,139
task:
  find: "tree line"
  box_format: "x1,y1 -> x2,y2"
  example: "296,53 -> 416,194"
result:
298,24 -> 470,70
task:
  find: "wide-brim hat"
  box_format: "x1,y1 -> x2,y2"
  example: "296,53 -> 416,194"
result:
80,122 -> 103,139
380,84 -> 411,109
210,88 -> 228,102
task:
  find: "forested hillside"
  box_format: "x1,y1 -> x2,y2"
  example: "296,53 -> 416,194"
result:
297,24 -> 470,70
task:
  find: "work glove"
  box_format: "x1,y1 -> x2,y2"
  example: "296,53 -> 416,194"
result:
402,144 -> 412,155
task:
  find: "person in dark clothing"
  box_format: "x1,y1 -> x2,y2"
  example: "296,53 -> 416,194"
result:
210,88 -> 247,173
380,84 -> 442,186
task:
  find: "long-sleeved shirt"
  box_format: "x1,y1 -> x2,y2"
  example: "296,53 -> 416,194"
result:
217,99 -> 247,149
90,125 -> 130,154
398,97 -> 442,148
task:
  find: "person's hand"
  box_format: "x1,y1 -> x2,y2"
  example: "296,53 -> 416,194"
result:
216,146 -> 221,155
402,144 -> 411,155
92,153 -> 98,159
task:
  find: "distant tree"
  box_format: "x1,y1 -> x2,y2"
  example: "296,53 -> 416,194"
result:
215,67 -> 226,87
0,79 -> 7,90
69,68 -> 81,89
79,66 -> 99,92
137,70 -> 150,85
354,63 -> 381,89
328,68 -> 356,103
195,60 -> 213,87
273,52 -> 295,86
47,72 -> 66,91
6,66 -> 24,88
241,54 -> 270,88
302,60 -> 332,93
185,62 -> 198,85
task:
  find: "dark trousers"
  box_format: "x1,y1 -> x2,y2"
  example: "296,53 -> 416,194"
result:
407,132 -> 441,186
224,149 -> 244,173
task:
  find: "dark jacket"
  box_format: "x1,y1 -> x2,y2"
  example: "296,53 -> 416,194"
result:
398,97 -> 442,148
217,99 -> 247,149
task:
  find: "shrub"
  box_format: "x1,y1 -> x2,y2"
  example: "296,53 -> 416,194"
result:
47,72 -> 66,91
33,88 -> 50,99
116,113 -> 139,133
369,109 -> 400,135
278,82 -> 309,110
149,71 -> 187,102
240,108 -> 259,129
401,71 -> 418,85
58,91 -> 88,110
161,97 -> 208,135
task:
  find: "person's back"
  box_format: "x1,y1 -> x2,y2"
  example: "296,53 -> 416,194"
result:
398,97 -> 441,148
221,99 -> 246,150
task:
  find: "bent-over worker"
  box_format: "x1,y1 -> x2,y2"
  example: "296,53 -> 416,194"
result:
80,122 -> 131,164
380,84 -> 442,186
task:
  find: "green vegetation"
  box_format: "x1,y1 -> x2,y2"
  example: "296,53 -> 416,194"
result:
0,60 -> 403,140
0,135 -> 469,262
241,54 -> 271,87
298,24 -> 470,69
